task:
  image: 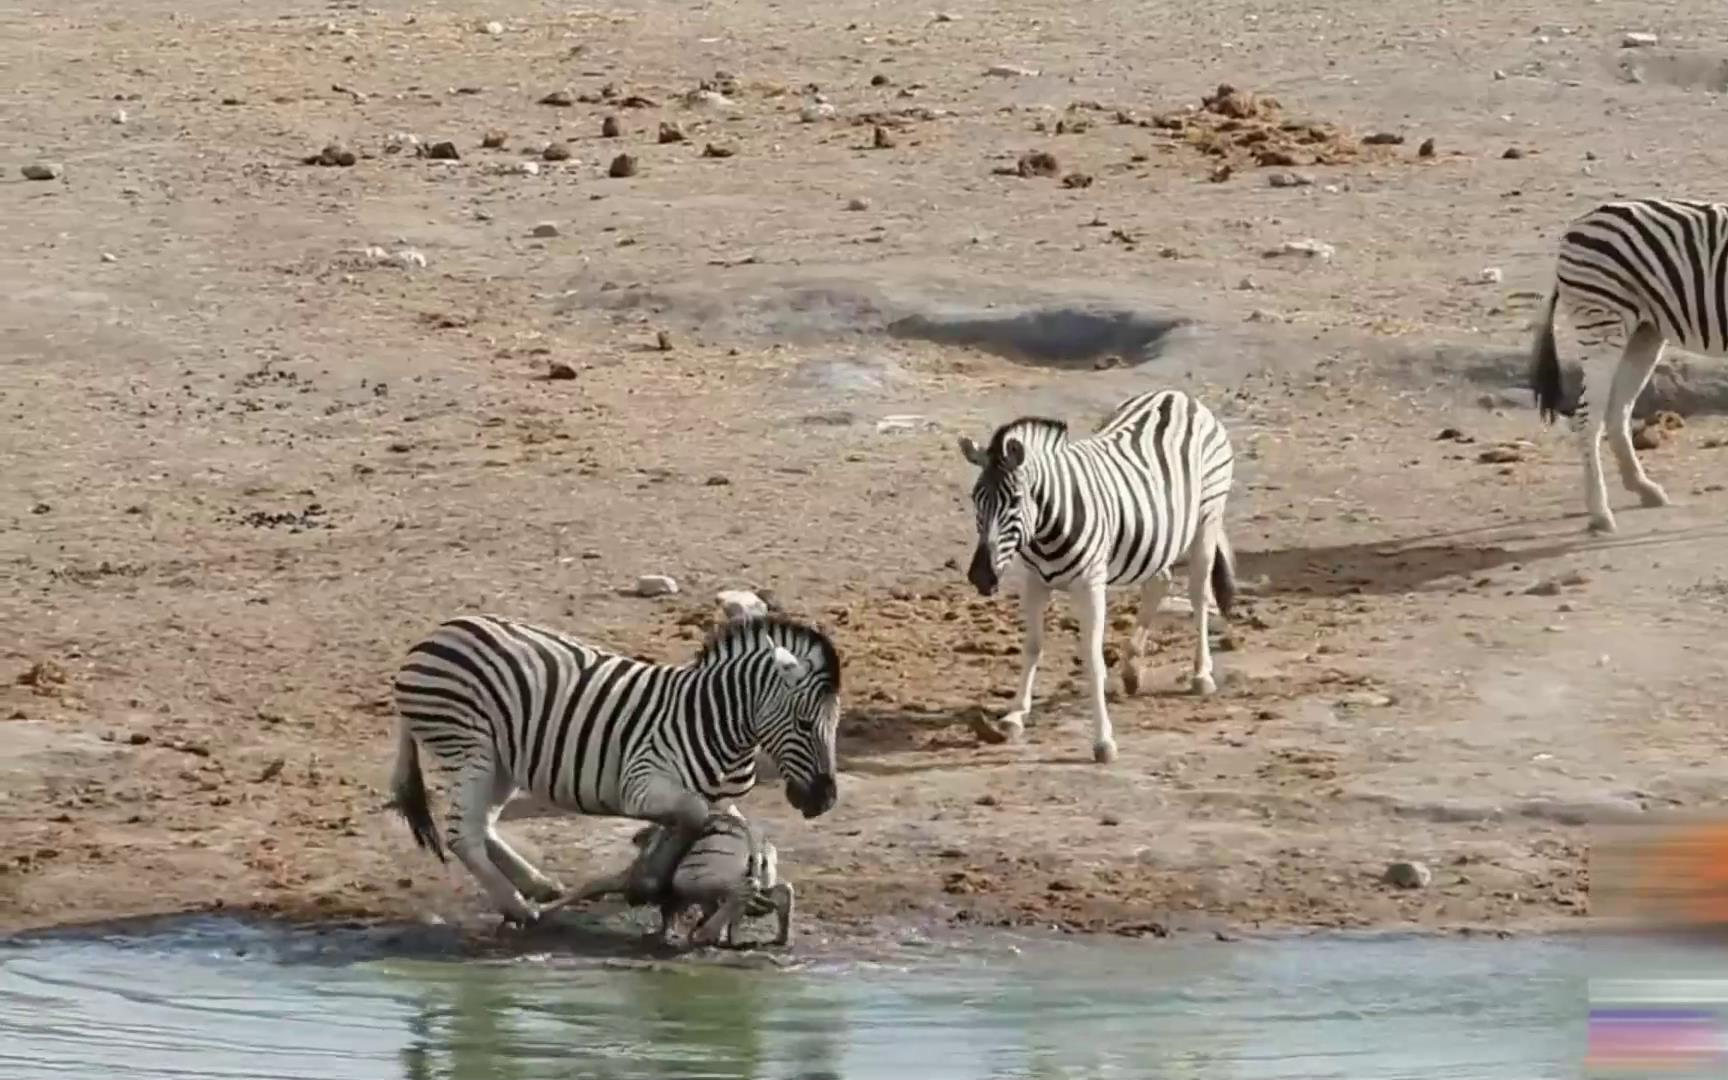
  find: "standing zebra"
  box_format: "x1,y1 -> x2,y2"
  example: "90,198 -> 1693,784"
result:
1531,197 -> 1728,534
956,388 -> 1237,764
388,613 -> 841,926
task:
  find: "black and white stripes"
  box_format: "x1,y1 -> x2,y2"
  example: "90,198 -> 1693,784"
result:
1531,197 -> 1728,533
957,388 -> 1237,764
388,613 -> 841,924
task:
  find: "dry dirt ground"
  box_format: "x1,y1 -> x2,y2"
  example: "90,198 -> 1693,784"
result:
7,0 -> 1728,948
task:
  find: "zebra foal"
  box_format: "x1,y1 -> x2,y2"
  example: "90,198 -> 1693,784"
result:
1531,197 -> 1728,533
957,388 -> 1237,764
388,613 -> 841,926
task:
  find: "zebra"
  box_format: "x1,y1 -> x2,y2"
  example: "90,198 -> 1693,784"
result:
956,388 -> 1237,764
1530,197 -> 1728,534
387,612 -> 841,926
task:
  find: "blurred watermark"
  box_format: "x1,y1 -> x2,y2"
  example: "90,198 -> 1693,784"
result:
1586,814 -> 1728,1075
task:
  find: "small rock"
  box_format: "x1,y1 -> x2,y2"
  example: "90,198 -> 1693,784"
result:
1478,445 -> 1523,464
635,574 -> 679,598
539,90 -> 575,107
1621,32 -> 1659,48
846,196 -> 870,211
1362,132 -> 1404,145
1100,813 -> 1121,826
1015,150 -> 1060,178
426,141 -> 460,160
257,758 -> 286,782
705,475 -> 731,487
100,252 -> 118,263
1272,238 -> 1335,260
1267,171 -> 1313,188
1502,147 -> 1525,160
531,222 -> 560,238
717,589 -> 769,621
799,101 -> 837,123
657,122 -> 687,144
305,143 -> 357,167
1382,861 -> 1432,889
481,130 -> 508,149
389,249 -> 428,270
687,89 -> 738,113
654,329 -> 673,351
1236,275 -> 1260,290
1632,423 -> 1664,451
871,73 -> 892,86
601,115 -> 622,138
986,63 -> 1039,77
112,109 -> 128,124
1061,172 -> 1094,189
1436,427 -> 1466,441
872,125 -> 896,149
386,132 -> 422,155
1524,579 -> 1563,597
701,143 -> 735,158
1478,266 -> 1504,284
608,153 -> 638,178
547,361 -> 578,381
1418,136 -> 1436,158
505,160 -> 540,176
20,163 -> 62,181
480,20 -> 504,35
538,143 -> 570,163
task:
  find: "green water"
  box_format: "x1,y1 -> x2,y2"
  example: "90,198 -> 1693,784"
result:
0,916 -> 1691,1079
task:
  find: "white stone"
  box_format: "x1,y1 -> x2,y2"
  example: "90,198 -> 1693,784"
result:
100,252 -> 117,263
384,132 -> 421,154
635,574 -> 680,597
1275,238 -> 1335,261
1621,31 -> 1658,47
799,101 -> 837,123
112,109 -> 128,124
717,589 -> 769,621
688,89 -> 739,113
985,64 -> 1039,77
481,20 -> 504,35
389,249 -> 428,270
1477,266 -> 1504,284
876,415 -> 938,434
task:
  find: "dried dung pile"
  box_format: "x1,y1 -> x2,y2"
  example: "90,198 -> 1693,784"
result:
1141,84 -> 1405,170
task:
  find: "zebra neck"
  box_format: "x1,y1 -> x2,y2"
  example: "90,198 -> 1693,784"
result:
675,666 -> 765,776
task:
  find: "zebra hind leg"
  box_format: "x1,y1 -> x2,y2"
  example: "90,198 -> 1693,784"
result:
1185,518 -> 1221,697
482,770 -> 564,903
446,760 -> 541,926
1604,323 -> 1672,512
1121,570 -> 1173,697
1073,581 -> 1118,764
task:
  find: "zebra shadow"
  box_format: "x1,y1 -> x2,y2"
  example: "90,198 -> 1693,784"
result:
1235,511 -> 1728,600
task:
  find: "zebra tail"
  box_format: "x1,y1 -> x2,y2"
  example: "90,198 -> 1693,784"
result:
387,722 -> 445,863
1209,529 -> 1237,620
1530,288 -> 1565,424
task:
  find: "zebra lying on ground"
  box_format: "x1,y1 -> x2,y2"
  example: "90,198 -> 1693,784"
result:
551,808 -> 795,948
387,613 -> 841,926
957,388 -> 1237,764
1531,197 -> 1728,534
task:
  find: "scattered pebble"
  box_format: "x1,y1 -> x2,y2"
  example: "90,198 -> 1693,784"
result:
1015,150 -> 1060,178
601,115 -> 622,138
846,196 -> 870,211
1477,445 -> 1523,464
547,361 -> 578,381
986,63 -> 1039,77
1501,147 -> 1525,160
100,252 -> 117,263
531,222 -> 560,238
539,90 -> 575,107
655,329 -> 673,351
112,109 -> 128,124
426,141 -> 460,160
717,589 -> 769,621
608,153 -> 638,178
1621,31 -> 1659,48
481,130 -> 508,149
1061,172 -> 1094,189
1477,267 -> 1504,284
687,89 -> 739,113
542,142 -> 572,162
1270,238 -> 1335,260
257,758 -> 286,782
1267,170 -> 1313,188
1382,861 -> 1432,889
657,122 -> 687,144
1418,136 -> 1437,158
304,143 -> 357,167
701,143 -> 735,158
872,125 -> 896,149
635,574 -> 680,598
385,132 -> 422,154
480,20 -> 504,36
494,160 -> 540,177
1361,131 -> 1404,145
799,101 -> 837,122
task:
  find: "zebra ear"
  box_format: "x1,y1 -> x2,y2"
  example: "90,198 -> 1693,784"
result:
770,645 -> 808,684
957,436 -> 989,468
999,437 -> 1025,471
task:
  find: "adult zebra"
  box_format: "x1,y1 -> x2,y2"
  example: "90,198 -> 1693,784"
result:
388,612 -> 841,926
956,388 -> 1237,764
1530,197 -> 1728,534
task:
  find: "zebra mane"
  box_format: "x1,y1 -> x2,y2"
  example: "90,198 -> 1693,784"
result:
695,614 -> 842,694
987,417 -> 1069,464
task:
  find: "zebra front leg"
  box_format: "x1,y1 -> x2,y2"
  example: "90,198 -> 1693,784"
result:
1122,570 -> 1174,697
691,894 -> 748,948
483,773 -> 564,903
1185,519 -> 1220,696
997,576 -> 1052,742
1073,581 -> 1117,764
766,882 -> 795,947
446,760 -> 541,926
1605,323 -> 1672,511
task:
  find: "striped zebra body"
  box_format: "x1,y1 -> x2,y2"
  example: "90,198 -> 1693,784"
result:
388,613 -> 841,925
957,388 -> 1237,764
1531,197 -> 1728,533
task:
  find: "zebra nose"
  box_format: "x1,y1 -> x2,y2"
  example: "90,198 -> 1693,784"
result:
967,548 -> 998,596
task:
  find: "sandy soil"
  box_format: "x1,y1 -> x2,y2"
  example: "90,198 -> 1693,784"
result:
7,0 -> 1728,946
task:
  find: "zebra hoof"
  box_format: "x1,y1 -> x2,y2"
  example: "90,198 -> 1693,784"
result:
1638,487 -> 1672,509
973,712 -> 1025,745
1092,739 -> 1118,765
1586,514 -> 1617,535
1190,673 -> 1217,697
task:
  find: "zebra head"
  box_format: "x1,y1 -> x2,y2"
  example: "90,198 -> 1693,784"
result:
703,616 -> 843,819
957,431 -> 1030,597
